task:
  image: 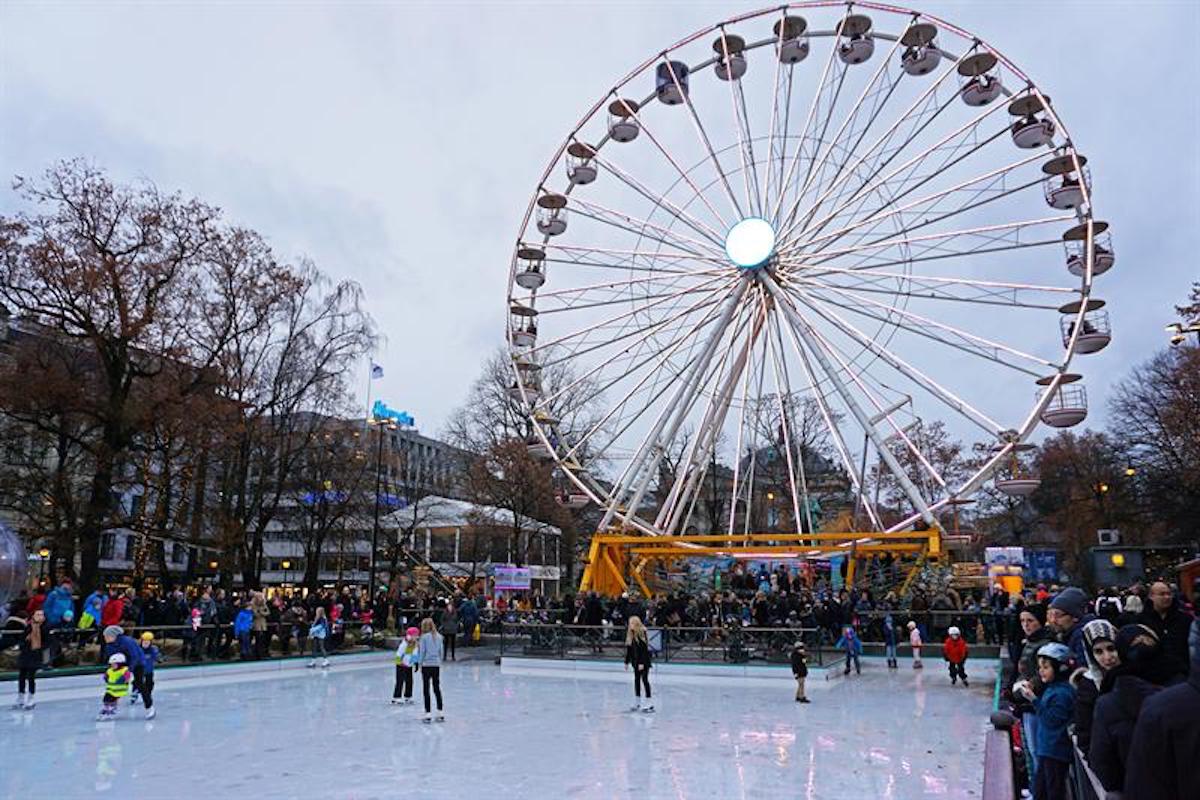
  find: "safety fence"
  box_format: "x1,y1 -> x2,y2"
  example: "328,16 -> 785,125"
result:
499,622 -> 824,666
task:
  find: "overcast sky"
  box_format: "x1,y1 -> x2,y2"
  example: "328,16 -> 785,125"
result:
2,0 -> 1197,443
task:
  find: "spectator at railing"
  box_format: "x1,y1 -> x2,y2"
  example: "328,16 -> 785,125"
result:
1047,587 -> 1093,670
1138,581 -> 1192,678
1071,619 -> 1119,755
1088,624 -> 1185,795
1123,618 -> 1200,800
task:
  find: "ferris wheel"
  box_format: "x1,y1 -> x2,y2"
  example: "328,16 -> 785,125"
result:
505,2 -> 1114,540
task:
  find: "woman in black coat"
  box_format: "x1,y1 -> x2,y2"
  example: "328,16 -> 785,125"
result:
13,609 -> 48,710
625,616 -> 654,713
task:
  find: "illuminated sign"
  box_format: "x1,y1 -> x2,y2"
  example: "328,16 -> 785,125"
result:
372,400 -> 414,428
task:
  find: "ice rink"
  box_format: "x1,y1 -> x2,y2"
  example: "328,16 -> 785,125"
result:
2,657 -> 996,799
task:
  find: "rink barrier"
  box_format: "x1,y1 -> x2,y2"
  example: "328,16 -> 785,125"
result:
499,655 -> 844,688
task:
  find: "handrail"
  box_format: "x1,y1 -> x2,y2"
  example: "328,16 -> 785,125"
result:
982,710 -> 1017,800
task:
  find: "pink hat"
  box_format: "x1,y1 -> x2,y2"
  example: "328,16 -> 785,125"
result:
191,608 -> 202,617
406,627 -> 419,637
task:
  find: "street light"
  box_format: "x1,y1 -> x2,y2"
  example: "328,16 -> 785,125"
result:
38,547 -> 50,582
281,559 -> 291,586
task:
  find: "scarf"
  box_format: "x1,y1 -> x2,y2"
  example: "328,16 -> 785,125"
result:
28,621 -> 43,650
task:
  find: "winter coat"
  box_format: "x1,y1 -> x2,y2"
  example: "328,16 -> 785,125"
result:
1072,671 -> 1102,754
441,607 -> 459,636
1137,605 -> 1193,678
790,650 -> 808,678
395,639 -> 420,668
1089,673 -> 1169,792
17,621 -> 48,670
1123,668 -> 1200,800
103,634 -> 144,670
251,597 -> 269,632
458,599 -> 479,628
41,586 -> 74,627
1016,625 -> 1058,694
909,628 -> 923,649
625,636 -> 652,669
233,609 -> 254,636
100,596 -> 125,627
834,631 -> 863,656
943,636 -> 968,664
308,618 -> 328,640
140,644 -> 162,674
1032,680 -> 1075,763
418,632 -> 444,667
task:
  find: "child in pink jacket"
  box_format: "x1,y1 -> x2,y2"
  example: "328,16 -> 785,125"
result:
908,620 -> 924,669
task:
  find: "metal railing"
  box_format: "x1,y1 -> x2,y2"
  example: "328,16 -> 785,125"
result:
499,622 -> 823,666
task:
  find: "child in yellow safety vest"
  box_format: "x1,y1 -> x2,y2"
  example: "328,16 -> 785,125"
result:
99,653 -> 133,721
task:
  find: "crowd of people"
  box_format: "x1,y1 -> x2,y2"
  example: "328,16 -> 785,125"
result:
1003,580 -> 1197,800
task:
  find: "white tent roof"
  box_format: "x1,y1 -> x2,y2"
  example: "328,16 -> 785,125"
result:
390,495 -> 562,537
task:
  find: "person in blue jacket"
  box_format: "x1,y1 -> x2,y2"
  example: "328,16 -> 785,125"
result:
102,625 -> 145,705
233,603 -> 254,660
41,579 -> 75,628
457,596 -> 479,648
1016,642 -> 1076,800
835,624 -> 863,676
138,631 -> 162,719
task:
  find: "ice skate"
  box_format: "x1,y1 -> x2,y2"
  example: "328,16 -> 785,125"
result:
11,693 -> 25,710
321,658 -> 330,668
629,701 -> 642,712
307,659 -> 316,668
436,713 -> 445,722
640,704 -> 655,714
22,698 -> 36,710
799,697 -> 811,704
951,676 -> 957,685
391,698 -> 403,705
145,707 -> 156,720
96,707 -> 116,721
422,712 -> 432,723
962,678 -> 969,688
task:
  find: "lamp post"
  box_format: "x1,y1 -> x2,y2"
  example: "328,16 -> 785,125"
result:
38,547 -> 50,583
281,559 -> 291,587
368,416 -> 398,602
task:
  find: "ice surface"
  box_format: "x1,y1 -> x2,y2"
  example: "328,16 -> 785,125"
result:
2,658 -> 996,799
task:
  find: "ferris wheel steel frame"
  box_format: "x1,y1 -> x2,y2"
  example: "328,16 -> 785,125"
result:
503,2 -> 1109,596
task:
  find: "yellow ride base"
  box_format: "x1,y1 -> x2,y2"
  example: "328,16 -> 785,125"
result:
578,530 -> 942,597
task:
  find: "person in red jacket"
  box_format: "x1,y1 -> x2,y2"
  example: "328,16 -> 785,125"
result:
100,592 -> 126,628
943,625 -> 969,687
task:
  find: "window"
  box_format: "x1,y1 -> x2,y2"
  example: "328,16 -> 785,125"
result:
100,533 -> 116,560
123,535 -> 136,562
171,543 -> 186,564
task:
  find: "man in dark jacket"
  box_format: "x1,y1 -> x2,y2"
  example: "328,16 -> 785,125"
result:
1138,581 -> 1192,677
1047,586 -> 1094,669
1124,619 -> 1200,800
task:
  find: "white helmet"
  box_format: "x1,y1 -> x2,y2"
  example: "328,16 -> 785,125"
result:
948,626 -> 961,637
108,653 -> 126,666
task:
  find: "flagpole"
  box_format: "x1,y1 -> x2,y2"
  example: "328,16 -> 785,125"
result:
363,356 -> 374,431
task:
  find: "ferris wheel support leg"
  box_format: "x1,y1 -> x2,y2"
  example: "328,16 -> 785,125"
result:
761,274 -> 938,530
600,279 -> 751,533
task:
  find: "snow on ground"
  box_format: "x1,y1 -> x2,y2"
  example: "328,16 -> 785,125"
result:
2,658 -> 995,799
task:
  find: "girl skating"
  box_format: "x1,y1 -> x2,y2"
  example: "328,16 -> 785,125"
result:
13,609 -> 47,710
943,626 -> 969,687
418,618 -> 444,722
393,626 -> 420,705
624,616 -> 654,713
908,621 -> 924,669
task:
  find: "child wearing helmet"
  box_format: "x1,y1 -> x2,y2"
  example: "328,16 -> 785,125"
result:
907,620 -> 924,669
943,626 -> 969,687
1015,642 -> 1075,800
392,626 -> 421,705
99,653 -> 134,721
139,631 -> 162,719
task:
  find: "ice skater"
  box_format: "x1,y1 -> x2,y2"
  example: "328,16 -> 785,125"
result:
418,618 -> 445,722
13,609 -> 47,710
307,607 -> 330,668
98,653 -> 133,721
883,614 -> 898,669
139,631 -> 162,719
624,616 -> 654,713
791,641 -> 810,703
943,626 -> 969,687
392,626 -> 420,705
102,625 -> 145,704
835,625 -> 862,675
908,620 -> 924,669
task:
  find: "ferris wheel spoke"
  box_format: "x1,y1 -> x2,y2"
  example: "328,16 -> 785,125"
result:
792,270 -> 1066,312
769,7 -> 853,225
712,28 -> 761,217
542,242 -> 726,264
760,305 -> 807,536
785,51 -> 971,242
657,298 -> 764,534
786,148 -> 1049,257
762,10 -> 790,215
780,25 -> 910,235
588,152 -> 728,246
797,280 -> 1053,375
785,96 -> 1013,249
780,284 -> 1003,435
764,275 -> 938,526
598,279 -> 750,531
660,57 -> 745,220
556,286 -> 738,466
532,270 -> 727,305
767,293 -> 882,530
783,259 -> 1077,301
526,273 -> 731,356
802,214 -> 1077,269
801,321 -> 949,494
569,196 -> 726,258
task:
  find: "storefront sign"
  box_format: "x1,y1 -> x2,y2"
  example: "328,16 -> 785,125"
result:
493,565 -> 532,591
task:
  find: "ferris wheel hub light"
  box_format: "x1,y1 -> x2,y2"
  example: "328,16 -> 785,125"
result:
725,217 -> 776,269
